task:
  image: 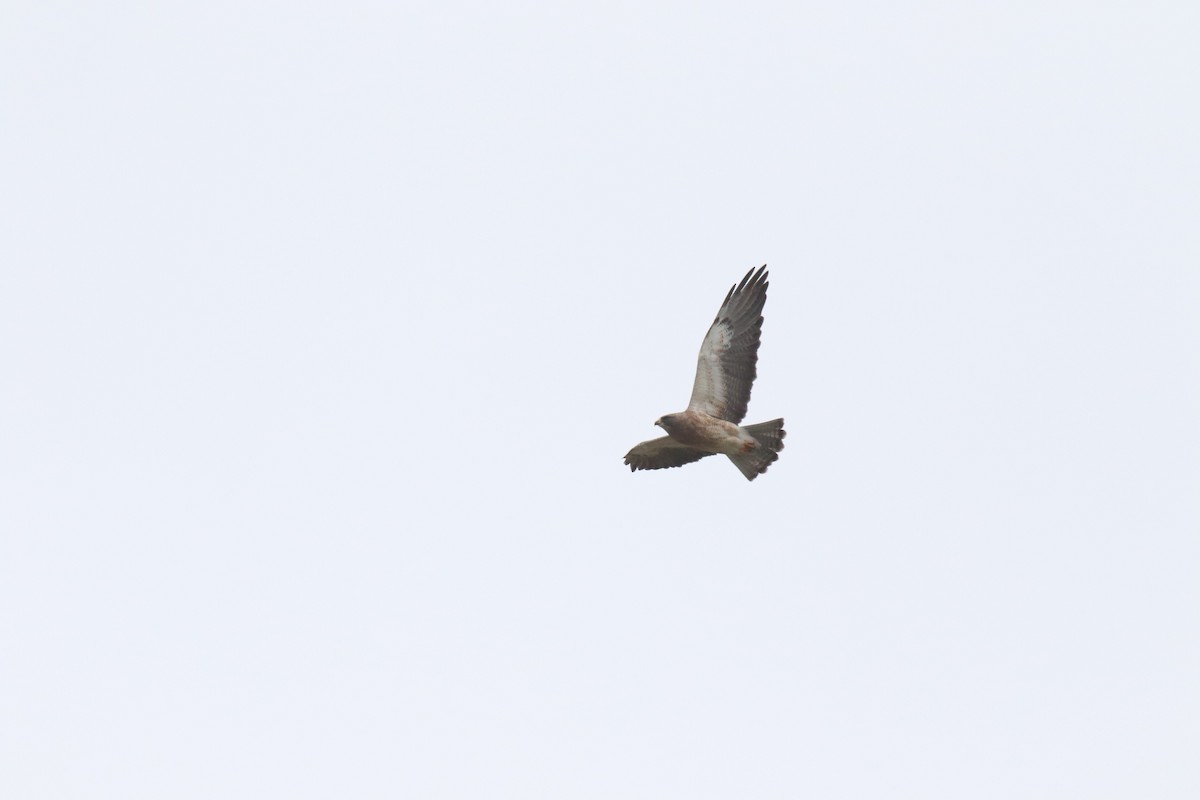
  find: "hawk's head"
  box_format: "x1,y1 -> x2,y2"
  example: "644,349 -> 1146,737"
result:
655,414 -> 678,433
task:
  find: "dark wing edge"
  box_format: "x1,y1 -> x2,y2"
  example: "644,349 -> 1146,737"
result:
624,437 -> 716,472
689,264 -> 769,423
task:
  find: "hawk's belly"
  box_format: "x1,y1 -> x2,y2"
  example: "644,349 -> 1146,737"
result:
669,411 -> 758,455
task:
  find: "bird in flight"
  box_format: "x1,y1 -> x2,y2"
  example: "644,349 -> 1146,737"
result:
624,265 -> 786,481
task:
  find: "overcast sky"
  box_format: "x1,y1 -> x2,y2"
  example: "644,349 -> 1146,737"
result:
2,2 -> 1198,798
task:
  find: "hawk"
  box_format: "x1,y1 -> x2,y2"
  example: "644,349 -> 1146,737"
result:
624,265 -> 786,481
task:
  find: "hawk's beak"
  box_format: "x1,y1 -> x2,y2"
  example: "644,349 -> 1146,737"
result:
654,419 -> 663,429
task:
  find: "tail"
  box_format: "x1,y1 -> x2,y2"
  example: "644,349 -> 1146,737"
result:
727,419 -> 786,481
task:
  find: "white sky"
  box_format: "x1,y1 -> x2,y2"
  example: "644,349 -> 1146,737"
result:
2,2 -> 1198,797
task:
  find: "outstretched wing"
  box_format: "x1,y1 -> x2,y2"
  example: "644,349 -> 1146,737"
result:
687,265 -> 768,423
624,437 -> 715,472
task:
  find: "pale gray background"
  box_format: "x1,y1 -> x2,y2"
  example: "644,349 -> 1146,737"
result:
2,2 -> 1198,797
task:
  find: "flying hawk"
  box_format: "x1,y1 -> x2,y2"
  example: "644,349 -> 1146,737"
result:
624,265 -> 786,481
